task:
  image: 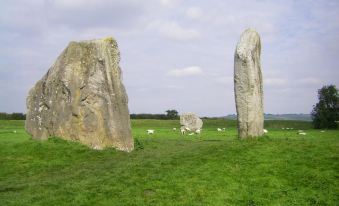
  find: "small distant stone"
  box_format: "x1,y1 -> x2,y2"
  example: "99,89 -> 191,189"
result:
180,113 -> 203,132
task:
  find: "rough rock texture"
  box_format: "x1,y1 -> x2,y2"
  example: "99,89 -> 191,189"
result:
180,113 -> 203,131
25,37 -> 134,152
234,28 -> 264,139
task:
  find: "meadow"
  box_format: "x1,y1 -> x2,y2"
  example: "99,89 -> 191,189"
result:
0,119 -> 338,206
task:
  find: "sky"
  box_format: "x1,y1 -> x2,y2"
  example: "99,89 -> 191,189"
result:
1,0 -> 339,117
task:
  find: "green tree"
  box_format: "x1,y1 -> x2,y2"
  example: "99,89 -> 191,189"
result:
165,109 -> 178,119
0,113 -> 8,120
311,85 -> 338,129
11,113 -> 26,120
0,112 -> 26,120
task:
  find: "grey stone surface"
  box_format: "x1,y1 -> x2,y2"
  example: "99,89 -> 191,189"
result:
25,37 -> 134,152
234,28 -> 264,139
180,113 -> 203,132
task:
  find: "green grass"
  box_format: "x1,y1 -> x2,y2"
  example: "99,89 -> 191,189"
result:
0,119 -> 338,206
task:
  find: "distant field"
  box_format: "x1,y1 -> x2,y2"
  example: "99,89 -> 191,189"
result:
0,119 -> 338,205
225,114 -> 312,121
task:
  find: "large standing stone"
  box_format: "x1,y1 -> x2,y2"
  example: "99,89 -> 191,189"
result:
180,113 -> 203,132
234,29 -> 264,139
25,37 -> 134,152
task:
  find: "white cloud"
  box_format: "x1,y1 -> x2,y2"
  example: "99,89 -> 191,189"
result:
148,21 -> 200,40
160,0 -> 181,7
167,66 -> 203,77
1,0 -> 339,115
186,7 -> 203,20
298,77 -> 322,85
51,0 -> 107,9
214,76 -> 233,85
165,85 -> 183,89
265,78 -> 288,87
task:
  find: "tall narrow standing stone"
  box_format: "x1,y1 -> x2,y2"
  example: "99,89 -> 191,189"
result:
25,37 -> 134,152
234,29 -> 264,139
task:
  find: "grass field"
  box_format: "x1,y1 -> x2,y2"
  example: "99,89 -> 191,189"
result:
0,119 -> 338,206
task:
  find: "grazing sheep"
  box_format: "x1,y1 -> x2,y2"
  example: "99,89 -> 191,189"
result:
147,129 -> 154,134
93,145 -> 102,150
180,126 -> 187,135
217,128 -> 222,132
297,130 -> 306,135
222,128 -> 226,131
180,126 -> 193,135
320,130 -> 325,133
282,128 -> 285,130
263,129 -> 268,134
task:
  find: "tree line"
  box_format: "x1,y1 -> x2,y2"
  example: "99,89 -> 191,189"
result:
0,110 -> 179,120
0,112 -> 26,120
130,110 -> 179,120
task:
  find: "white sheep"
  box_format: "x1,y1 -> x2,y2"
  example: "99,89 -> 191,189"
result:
217,128 -> 222,132
297,130 -> 307,135
93,145 -> 102,150
263,129 -> 268,134
147,129 -> 154,134
180,126 -> 192,135
320,130 -> 325,133
173,128 -> 177,131
180,126 -> 186,135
